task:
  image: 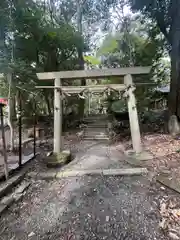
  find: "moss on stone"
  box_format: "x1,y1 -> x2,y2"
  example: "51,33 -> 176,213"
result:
46,151 -> 71,168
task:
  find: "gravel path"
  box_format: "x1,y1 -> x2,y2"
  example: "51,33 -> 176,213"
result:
0,141 -> 169,239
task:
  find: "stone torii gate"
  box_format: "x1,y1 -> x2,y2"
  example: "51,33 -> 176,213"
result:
36,66 -> 151,154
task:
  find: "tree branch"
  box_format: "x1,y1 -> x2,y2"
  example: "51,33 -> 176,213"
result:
154,12 -> 171,44
59,50 -> 75,65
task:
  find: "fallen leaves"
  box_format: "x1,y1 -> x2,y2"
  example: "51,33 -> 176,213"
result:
159,198 -> 180,239
169,231 -> 180,240
28,232 -> 35,238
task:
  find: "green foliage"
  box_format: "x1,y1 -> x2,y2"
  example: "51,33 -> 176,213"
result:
97,11 -> 169,113
0,0 -> 120,120
0,0 -> 87,117
83,55 -> 101,65
0,0 -> 170,121
97,35 -> 118,57
129,0 -> 171,42
111,100 -> 127,113
99,30 -> 163,68
153,57 -> 170,85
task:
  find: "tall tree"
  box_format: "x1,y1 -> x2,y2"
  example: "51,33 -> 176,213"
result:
129,0 -> 180,118
0,0 -> 85,118
73,0 -> 118,118
97,12 -> 167,112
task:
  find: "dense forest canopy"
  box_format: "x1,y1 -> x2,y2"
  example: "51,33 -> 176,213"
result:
0,0 -> 173,121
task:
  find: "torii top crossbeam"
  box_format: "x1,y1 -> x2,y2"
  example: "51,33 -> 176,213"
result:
37,66 -> 151,80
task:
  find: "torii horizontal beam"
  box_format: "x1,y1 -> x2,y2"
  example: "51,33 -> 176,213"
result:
35,84 -> 126,93
37,66 -> 151,80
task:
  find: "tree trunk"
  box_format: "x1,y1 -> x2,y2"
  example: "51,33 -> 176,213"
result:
77,0 -> 86,120
168,0 -> 180,118
7,73 -> 15,151
169,39 -> 180,117
0,104 -> 9,180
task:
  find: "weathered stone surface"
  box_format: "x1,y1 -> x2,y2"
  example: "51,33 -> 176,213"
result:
169,231 -> 180,240
0,203 -> 8,214
156,174 -> 180,194
28,168 -> 147,180
125,158 -> 144,168
56,168 -> 148,178
0,194 -> 14,214
102,168 -> 148,176
1,195 -> 14,206
124,150 -> 153,169
62,150 -> 71,155
125,150 -> 153,161
84,136 -> 109,141
28,171 -> 56,179
15,182 -> 30,194
0,171 -> 27,199
40,172 -> 57,179
27,172 -> 38,178
14,193 -> 23,202
168,115 -> 180,137
46,151 -> 71,168
160,168 -> 171,175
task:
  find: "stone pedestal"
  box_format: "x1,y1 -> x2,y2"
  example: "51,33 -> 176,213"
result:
46,150 -> 71,168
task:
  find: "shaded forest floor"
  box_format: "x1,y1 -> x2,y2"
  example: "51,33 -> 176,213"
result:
1,130 -> 180,239
115,132 -> 180,178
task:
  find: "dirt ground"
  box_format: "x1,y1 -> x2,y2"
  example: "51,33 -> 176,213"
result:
1,135 -> 179,240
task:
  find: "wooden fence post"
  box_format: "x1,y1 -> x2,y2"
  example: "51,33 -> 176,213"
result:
124,74 -> 142,154
54,78 -> 62,153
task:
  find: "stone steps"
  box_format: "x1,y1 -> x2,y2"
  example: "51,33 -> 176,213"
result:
84,130 -> 107,135
83,136 -> 109,141
82,115 -> 109,141
84,134 -> 108,139
83,129 -> 109,141
84,114 -> 107,118
86,122 -> 108,127
0,171 -> 30,215
87,124 -> 107,128
84,117 -> 108,122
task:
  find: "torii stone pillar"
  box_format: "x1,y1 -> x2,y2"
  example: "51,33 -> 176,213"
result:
124,74 -> 142,154
54,78 -> 62,153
